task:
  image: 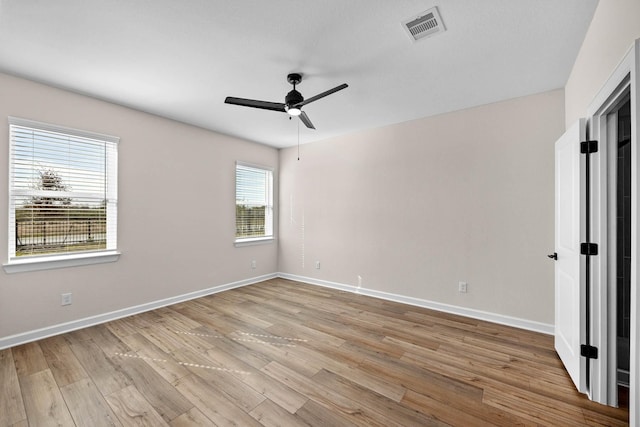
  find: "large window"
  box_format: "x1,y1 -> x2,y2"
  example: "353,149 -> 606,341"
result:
235,162 -> 273,242
7,117 -> 118,265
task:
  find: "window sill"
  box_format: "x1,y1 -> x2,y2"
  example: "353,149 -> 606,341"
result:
234,237 -> 274,247
3,251 -> 121,274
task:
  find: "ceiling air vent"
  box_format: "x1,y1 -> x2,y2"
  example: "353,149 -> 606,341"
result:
402,7 -> 445,42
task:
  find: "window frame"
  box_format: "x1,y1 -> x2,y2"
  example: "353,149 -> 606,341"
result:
3,117 -> 120,273
234,161 -> 274,246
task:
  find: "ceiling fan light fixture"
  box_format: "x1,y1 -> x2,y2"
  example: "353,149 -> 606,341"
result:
286,105 -> 302,116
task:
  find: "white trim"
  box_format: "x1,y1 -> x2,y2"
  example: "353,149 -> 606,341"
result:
3,251 -> 121,273
8,116 -> 120,144
277,273 -> 554,335
0,273 -> 277,350
606,109 -> 620,406
235,160 -> 274,173
589,84 -> 630,406
630,38 -> 640,427
234,237 -> 275,247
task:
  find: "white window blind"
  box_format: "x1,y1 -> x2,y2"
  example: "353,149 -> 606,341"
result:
235,162 -> 273,241
8,117 -> 118,260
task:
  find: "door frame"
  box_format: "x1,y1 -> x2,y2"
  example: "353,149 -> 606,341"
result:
587,39 -> 639,424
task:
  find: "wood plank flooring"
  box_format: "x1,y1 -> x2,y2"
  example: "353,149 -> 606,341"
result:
0,278 -> 629,426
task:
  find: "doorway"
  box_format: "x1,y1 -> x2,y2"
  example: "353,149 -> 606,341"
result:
615,97 -> 631,391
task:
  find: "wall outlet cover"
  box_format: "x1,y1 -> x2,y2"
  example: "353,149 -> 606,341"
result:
61,293 -> 73,306
458,282 -> 468,293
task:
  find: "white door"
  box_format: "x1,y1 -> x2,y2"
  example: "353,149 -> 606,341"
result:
554,119 -> 587,393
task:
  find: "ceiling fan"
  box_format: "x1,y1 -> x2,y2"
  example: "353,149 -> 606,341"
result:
224,73 -> 348,130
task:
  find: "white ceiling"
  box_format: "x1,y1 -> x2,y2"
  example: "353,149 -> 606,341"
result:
0,0 -> 598,148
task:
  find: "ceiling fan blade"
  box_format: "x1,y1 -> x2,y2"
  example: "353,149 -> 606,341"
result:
225,97 -> 286,112
299,111 -> 315,129
297,83 -> 348,107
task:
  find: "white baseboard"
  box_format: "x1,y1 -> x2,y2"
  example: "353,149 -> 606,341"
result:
277,273 -> 554,335
0,273 -> 277,350
1,271 -> 553,350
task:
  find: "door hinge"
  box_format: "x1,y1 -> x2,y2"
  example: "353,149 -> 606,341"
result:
581,344 -> 598,359
580,140 -> 598,154
580,243 -> 598,255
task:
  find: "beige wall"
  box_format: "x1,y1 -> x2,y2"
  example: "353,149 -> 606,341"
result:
565,0 -> 640,126
279,90 -> 564,325
0,72 -> 278,340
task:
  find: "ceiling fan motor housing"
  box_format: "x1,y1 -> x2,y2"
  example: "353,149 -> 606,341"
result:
285,89 -> 303,107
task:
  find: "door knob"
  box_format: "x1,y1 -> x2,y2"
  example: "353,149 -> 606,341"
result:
547,253 -> 557,260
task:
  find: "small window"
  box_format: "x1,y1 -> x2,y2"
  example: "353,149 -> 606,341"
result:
7,117 -> 118,263
235,162 -> 273,243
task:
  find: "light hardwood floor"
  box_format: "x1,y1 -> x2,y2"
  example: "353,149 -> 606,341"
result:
0,278 -> 629,426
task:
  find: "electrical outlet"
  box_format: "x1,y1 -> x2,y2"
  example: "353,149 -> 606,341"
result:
357,275 -> 362,288
315,261 -> 321,269
61,293 -> 73,306
251,260 -> 256,269
458,282 -> 468,293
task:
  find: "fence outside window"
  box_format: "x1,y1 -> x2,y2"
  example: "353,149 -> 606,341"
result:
15,218 -> 106,256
